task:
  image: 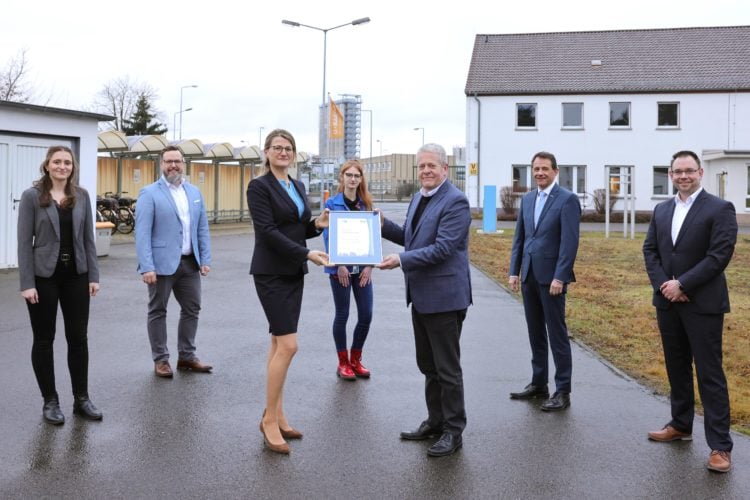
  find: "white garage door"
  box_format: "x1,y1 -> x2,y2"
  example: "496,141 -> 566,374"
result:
0,136 -> 73,269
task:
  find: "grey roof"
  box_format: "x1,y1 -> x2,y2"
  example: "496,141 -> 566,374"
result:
0,100 -> 114,121
465,26 -> 750,95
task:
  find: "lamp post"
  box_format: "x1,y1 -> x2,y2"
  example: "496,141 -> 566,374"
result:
179,84 -> 198,140
376,139 -> 383,201
282,17 -> 370,106
413,127 -> 425,146
173,108 -> 193,141
258,126 -> 265,147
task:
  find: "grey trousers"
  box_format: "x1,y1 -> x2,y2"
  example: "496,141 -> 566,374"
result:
147,257 -> 202,362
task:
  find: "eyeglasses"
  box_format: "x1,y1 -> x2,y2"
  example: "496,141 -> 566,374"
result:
163,159 -> 184,165
270,145 -> 294,153
344,172 -> 362,179
670,168 -> 699,176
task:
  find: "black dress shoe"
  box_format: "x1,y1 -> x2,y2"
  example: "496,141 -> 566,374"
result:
43,398 -> 65,425
73,395 -> 103,420
400,420 -> 442,440
427,433 -> 463,457
540,392 -> 570,411
510,383 -> 549,400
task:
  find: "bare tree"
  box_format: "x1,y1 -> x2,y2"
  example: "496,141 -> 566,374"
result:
93,76 -> 162,132
0,49 -> 33,102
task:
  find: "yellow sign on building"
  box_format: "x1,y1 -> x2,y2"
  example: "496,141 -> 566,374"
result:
469,162 -> 478,175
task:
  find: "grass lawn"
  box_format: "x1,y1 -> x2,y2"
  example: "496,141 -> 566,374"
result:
469,229 -> 750,435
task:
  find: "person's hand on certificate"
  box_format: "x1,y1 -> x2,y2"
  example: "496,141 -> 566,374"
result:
373,208 -> 384,228
307,250 -> 330,266
315,208 -> 330,229
378,254 -> 400,270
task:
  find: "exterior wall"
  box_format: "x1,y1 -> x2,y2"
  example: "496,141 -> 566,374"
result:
0,106 -> 101,269
466,91 -> 750,213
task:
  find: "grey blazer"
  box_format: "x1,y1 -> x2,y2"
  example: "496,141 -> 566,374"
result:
17,186 -> 100,291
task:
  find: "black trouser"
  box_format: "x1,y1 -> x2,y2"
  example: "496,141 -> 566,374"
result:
27,262 -> 90,400
411,307 -> 467,436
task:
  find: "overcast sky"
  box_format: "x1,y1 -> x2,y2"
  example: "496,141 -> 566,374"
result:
3,0 -> 748,155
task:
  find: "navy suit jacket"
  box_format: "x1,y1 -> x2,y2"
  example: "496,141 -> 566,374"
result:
382,180 -> 472,314
643,189 -> 737,314
510,184 -> 581,285
135,177 -> 211,275
246,171 -> 320,276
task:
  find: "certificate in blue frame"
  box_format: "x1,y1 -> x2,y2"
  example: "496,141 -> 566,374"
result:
328,211 -> 383,265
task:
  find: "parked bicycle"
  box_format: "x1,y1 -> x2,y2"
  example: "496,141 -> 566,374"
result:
97,192 -> 135,234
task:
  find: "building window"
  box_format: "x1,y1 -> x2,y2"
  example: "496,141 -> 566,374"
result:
512,165 -> 531,192
652,166 -> 675,196
608,166 -> 633,195
558,165 -> 586,194
562,103 -> 583,129
609,102 -> 631,127
657,102 -> 679,128
516,103 -> 537,128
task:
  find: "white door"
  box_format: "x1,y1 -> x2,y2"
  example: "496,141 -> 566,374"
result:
0,136 -> 73,269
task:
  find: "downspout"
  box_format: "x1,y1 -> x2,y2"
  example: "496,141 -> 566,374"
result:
473,93 -> 481,207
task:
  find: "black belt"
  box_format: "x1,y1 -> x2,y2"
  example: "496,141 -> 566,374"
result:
181,254 -> 194,260
59,253 -> 72,262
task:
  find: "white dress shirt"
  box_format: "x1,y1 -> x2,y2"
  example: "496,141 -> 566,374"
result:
165,177 -> 192,255
671,187 -> 703,245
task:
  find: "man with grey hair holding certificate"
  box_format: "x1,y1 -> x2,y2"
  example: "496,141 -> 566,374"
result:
379,143 -> 472,457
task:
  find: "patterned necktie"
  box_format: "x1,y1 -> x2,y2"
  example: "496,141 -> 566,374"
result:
534,191 -> 547,227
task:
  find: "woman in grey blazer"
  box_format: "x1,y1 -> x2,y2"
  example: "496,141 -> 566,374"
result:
17,146 -> 102,425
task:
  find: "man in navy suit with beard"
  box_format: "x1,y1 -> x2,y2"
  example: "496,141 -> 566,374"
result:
643,150 -> 737,473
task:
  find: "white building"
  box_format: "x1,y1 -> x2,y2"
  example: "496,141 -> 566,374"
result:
464,26 -> 750,220
0,101 -> 112,269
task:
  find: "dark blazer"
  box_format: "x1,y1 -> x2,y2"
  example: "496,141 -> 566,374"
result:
246,171 -> 320,275
17,186 -> 99,291
643,189 -> 737,314
381,180 -> 472,314
510,184 -> 581,285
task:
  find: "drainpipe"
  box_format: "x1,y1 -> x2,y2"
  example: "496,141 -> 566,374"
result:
473,93 -> 481,207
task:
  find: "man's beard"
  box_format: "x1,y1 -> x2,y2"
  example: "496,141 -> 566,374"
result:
166,172 -> 183,185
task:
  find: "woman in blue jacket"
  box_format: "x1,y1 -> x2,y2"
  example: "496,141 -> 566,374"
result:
323,160 -> 375,380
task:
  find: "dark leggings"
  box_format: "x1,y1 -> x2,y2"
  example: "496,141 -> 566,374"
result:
27,263 -> 90,400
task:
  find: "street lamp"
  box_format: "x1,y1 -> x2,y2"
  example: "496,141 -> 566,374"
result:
413,127 -> 425,146
173,108 -> 193,141
258,126 -> 265,147
179,84 -> 198,140
281,17 -> 370,106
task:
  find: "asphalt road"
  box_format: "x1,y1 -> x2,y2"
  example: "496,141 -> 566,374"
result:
1,207 -> 748,499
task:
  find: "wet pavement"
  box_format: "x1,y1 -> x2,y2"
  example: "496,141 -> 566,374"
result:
1,204 -> 749,499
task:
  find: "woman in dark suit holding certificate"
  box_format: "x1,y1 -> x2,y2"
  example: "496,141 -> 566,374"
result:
246,129 -> 329,454
322,160 -> 375,380
17,145 -> 102,425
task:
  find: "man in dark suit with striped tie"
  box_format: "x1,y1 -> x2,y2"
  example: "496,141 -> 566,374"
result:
508,151 -> 581,411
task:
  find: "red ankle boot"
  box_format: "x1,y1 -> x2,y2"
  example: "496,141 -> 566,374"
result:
350,349 -> 371,378
337,351 -> 356,380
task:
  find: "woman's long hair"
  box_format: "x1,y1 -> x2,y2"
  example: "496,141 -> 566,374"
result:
336,159 -> 373,210
33,145 -> 78,208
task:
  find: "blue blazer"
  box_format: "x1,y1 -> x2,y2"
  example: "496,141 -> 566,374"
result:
382,181 -> 472,314
246,171 -> 320,276
510,184 -> 581,285
135,178 -> 211,275
643,189 -> 737,314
